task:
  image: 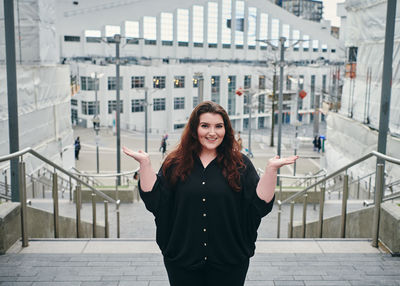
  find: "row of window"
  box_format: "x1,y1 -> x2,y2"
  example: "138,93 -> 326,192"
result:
80,75 -> 265,91
79,98 -> 188,115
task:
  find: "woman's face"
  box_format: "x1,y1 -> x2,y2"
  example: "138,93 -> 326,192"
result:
197,112 -> 225,154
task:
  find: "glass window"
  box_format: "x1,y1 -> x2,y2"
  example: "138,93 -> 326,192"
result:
108,77 -> 123,90
313,40 -> 319,52
235,1 -> 244,48
322,44 -> 327,52
228,75 -> 236,115
71,99 -> 78,106
211,76 -> 220,104
131,99 -> 145,112
259,75 -> 266,89
131,76 -> 145,88
193,6 -> 204,46
82,101 -> 99,115
64,35 -> 80,42
322,74 -> 327,93
80,76 -> 97,91
221,0 -> 231,47
259,13 -> 269,49
248,7 -> 257,48
105,25 -> 120,43
108,100 -> 123,114
153,76 -> 166,88
244,75 -> 251,89
161,13 -> 173,46
85,30 -> 101,43
174,76 -> 185,88
303,35 -> 310,51
153,98 -> 166,111
258,94 -> 265,113
292,29 -> 300,51
177,9 -> 189,46
286,75 -> 292,90
271,19 -> 280,46
282,24 -> 290,47
208,2 -> 218,47
193,96 -> 199,108
144,16 -> 157,45
125,21 -> 139,44
174,97 -> 185,109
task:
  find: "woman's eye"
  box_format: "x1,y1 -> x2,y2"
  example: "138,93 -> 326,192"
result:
216,125 -> 223,128
201,124 -> 208,128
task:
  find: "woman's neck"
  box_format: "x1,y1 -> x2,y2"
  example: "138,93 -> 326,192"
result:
199,150 -> 217,168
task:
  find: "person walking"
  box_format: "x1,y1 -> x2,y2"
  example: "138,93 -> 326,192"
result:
123,101 -> 297,286
236,131 -> 243,152
74,137 -> 81,160
160,136 -> 167,158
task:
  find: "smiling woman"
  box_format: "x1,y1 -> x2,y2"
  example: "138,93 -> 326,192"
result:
122,101 -> 298,286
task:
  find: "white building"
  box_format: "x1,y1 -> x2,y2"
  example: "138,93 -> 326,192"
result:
56,0 -> 344,134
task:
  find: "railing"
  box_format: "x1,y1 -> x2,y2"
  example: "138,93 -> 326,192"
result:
259,151 -> 400,248
0,147 -> 122,247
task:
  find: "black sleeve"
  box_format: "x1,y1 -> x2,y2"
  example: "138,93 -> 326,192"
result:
242,155 -> 275,218
139,167 -> 171,215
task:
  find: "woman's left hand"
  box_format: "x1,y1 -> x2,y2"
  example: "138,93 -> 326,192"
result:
267,155 -> 299,170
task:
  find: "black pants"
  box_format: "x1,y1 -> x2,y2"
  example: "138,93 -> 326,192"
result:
164,259 -> 249,286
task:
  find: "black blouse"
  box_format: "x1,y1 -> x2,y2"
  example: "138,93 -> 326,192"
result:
139,154 -> 274,270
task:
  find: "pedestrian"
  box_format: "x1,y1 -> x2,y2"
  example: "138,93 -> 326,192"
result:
236,131 -> 243,152
312,135 -> 318,151
132,171 -> 140,201
160,136 -> 167,158
317,136 -> 322,153
74,137 -> 81,160
122,101 -> 298,286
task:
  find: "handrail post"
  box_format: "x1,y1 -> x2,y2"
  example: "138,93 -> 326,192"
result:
92,193 -> 96,238
31,175 -> 35,198
318,187 -> 325,238
279,179 -> 282,201
104,201 -> 109,238
372,164 -> 384,248
76,184 -> 82,238
19,161 -> 28,247
368,176 -> 372,199
52,172 -> 59,238
4,173 -> 9,200
357,176 -> 360,199
340,174 -> 349,238
117,203 -> 120,238
289,201 -> 294,238
277,200 -> 281,238
313,178 -> 317,210
69,177 -> 72,202
115,178 -> 119,201
302,194 -> 308,238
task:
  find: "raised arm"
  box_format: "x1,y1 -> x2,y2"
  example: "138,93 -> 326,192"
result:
122,146 -> 157,192
256,155 -> 298,203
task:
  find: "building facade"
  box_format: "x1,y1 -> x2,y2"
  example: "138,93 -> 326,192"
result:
281,0 -> 323,22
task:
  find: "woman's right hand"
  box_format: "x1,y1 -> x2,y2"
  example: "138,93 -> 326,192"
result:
122,147 -> 150,165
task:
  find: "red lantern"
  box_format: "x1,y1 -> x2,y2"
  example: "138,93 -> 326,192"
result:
299,90 -> 307,99
236,88 -> 244,96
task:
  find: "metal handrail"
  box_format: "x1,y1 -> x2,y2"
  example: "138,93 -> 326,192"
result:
257,168 -> 327,180
0,147 -> 122,246
71,168 -> 139,178
363,191 -> 400,206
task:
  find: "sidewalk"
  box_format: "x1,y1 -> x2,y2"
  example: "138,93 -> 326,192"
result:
3,239 -> 400,286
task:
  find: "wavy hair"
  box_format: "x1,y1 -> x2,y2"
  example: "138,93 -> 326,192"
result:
162,101 -> 245,191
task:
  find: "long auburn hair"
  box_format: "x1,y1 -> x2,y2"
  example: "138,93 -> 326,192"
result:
162,101 -> 245,191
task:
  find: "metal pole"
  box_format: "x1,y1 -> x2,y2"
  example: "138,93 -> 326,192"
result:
289,201 -> 294,238
52,173 -> 59,238
372,164 -> 384,247
277,201 -> 281,238
69,177 -> 72,202
377,0 -> 396,166
293,125 -> 298,176
104,201 -> 109,238
340,174 -> 349,238
302,194 -> 308,238
277,37 -> 286,184
4,0 -> 20,202
270,68 -> 276,147
92,193 -> 96,238
145,89 -> 148,152
248,91 -> 252,155
94,72 -> 100,174
114,34 -> 121,185
117,204 -> 120,238
19,161 -> 28,247
76,184 -> 81,238
318,187 -> 325,238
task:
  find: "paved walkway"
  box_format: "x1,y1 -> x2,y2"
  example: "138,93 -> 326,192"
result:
2,239 -> 400,286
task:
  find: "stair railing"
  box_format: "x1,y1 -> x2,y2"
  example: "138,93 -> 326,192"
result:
0,147 -> 121,248
264,151 -> 400,248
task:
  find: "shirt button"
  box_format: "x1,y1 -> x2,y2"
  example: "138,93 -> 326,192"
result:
203,228 -> 206,232
204,257 -> 207,260
204,243 -> 207,246
203,213 -> 206,217
202,182 -> 205,185
202,198 -> 206,202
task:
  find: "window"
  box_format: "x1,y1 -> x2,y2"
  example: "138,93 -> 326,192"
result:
177,9 -> 189,46
64,36 -> 80,42
348,46 -> 358,62
144,16 -> 157,45
71,99 -> 78,106
303,35 -> 310,51
211,76 -> 220,104
193,96 -> 199,108
244,75 -> 251,89
271,19 -> 280,46
282,24 -> 290,48
322,75 -> 327,93
235,1 -> 244,48
108,77 -> 123,90
174,97 -> 185,109
193,6 -> 204,46
131,99 -> 145,112
259,13 -> 269,50
286,75 -> 292,91
81,76 -> 97,91
174,123 -> 186,129
131,76 -> 145,88
258,94 -> 265,113
248,7 -> 257,48
174,76 -> 185,88
71,109 -> 78,124
81,101 -> 99,115
125,21 -> 140,44
108,100 -> 123,114
153,98 -> 166,111
228,76 -> 236,115
292,30 -> 300,51
322,44 -> 328,53
313,40 -> 319,52
105,25 -> 120,43
161,13 -> 173,46
153,76 -> 166,88
208,2 -> 218,47
259,76 -> 266,89
85,30 -> 101,43
222,0 -> 231,46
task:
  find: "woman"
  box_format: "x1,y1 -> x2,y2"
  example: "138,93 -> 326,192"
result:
123,101 -> 297,286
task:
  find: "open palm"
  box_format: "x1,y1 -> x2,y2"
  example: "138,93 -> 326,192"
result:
268,155 -> 299,170
122,146 -> 149,164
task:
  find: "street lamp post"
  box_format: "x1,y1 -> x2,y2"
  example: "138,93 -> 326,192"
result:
93,73 -> 100,173
144,88 -> 148,153
114,34 -> 121,185
277,37 -> 286,183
